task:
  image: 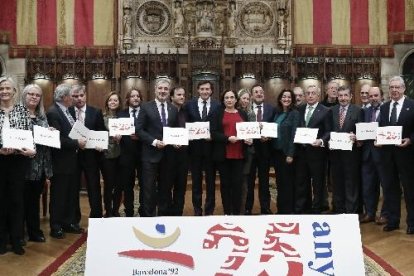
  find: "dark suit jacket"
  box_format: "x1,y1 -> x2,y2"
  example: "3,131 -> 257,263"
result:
379,98 -> 414,142
117,108 -> 142,167
69,105 -> 105,167
251,102 -> 276,158
272,109 -> 300,157
298,103 -> 331,144
210,107 -> 248,162
185,97 -> 220,157
136,100 -> 178,163
362,106 -> 381,161
331,104 -> 363,150
46,103 -> 79,173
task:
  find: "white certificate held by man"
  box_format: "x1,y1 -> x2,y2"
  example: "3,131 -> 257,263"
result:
356,122 -> 378,140
86,131 -> 109,150
163,127 -> 189,146
236,122 -> 261,139
68,120 -> 89,140
33,125 -> 61,149
108,118 -> 135,136
2,128 -> 34,150
294,127 -> 318,144
185,121 -> 210,140
376,126 -> 402,145
260,122 -> 278,138
329,132 -> 353,151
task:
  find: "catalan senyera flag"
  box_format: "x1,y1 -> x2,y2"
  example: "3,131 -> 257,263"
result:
0,0 -> 114,46
294,0 -> 414,46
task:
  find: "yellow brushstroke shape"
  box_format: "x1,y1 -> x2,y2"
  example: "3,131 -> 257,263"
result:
133,227 -> 181,249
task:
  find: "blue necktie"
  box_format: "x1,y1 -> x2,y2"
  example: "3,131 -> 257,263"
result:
161,103 -> 167,126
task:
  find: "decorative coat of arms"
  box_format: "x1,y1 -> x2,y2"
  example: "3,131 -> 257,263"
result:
136,1 -> 171,35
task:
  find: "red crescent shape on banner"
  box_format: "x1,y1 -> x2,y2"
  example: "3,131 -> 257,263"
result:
118,250 -> 195,269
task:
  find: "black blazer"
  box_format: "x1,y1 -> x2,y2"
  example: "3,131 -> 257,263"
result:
251,102 -> 276,158
46,103 -> 79,173
331,104 -> 364,133
136,100 -> 178,163
298,103 -> 331,144
185,97 -> 221,157
272,109 -> 300,157
362,106 -> 381,161
210,107 -> 248,162
379,98 -> 414,143
117,108 -> 141,167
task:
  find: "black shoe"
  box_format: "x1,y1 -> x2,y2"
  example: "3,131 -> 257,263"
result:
63,224 -> 84,234
12,244 -> 25,255
244,210 -> 252,215
194,209 -> 203,216
407,226 -> 414,235
29,234 -> 46,243
50,229 -> 65,239
383,225 -> 399,232
261,208 -> 272,215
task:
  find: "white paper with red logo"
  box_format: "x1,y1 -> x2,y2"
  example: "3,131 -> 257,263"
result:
85,215 -> 364,276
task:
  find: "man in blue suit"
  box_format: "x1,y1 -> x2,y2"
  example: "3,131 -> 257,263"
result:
185,80 -> 220,216
378,76 -> 414,234
245,84 -> 275,215
360,87 -> 387,223
136,78 -> 178,217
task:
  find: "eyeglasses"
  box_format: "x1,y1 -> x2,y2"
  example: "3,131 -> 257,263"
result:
389,86 -> 402,89
27,92 -> 41,98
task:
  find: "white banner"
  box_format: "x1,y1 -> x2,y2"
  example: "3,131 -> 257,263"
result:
33,125 -> 61,149
376,126 -> 402,145
163,127 -> 189,146
236,122 -> 261,139
86,215 -> 364,276
108,118 -> 135,136
260,122 -> 278,138
2,128 -> 34,150
294,128 -> 318,144
356,122 -> 378,140
185,122 -> 210,140
329,132 -> 353,151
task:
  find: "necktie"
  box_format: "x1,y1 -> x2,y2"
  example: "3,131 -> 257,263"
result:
66,109 -> 75,126
305,105 -> 313,126
161,103 -> 167,126
77,109 -> 84,124
371,106 -> 378,122
339,106 -> 346,128
390,102 -> 398,125
256,105 -> 262,122
202,100 -> 207,120
131,108 -> 137,119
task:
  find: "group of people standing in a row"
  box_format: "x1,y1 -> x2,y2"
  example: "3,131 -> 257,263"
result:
0,75 -> 413,256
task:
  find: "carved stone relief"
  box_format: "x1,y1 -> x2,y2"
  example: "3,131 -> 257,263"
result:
119,0 -> 292,53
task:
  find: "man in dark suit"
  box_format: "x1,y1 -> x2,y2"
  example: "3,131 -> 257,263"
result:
46,84 -> 86,239
69,85 -> 105,219
136,78 -> 178,217
379,76 -> 414,234
329,85 -> 363,214
169,86 -> 189,216
185,80 -> 220,216
295,85 -> 331,214
245,84 -> 275,215
360,86 -> 387,223
115,88 -> 143,217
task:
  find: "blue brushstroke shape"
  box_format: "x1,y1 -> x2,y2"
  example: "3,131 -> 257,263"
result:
155,224 -> 166,234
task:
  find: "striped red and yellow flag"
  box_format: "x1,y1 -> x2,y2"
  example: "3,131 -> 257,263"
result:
294,0 -> 413,46
0,0 -> 114,46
